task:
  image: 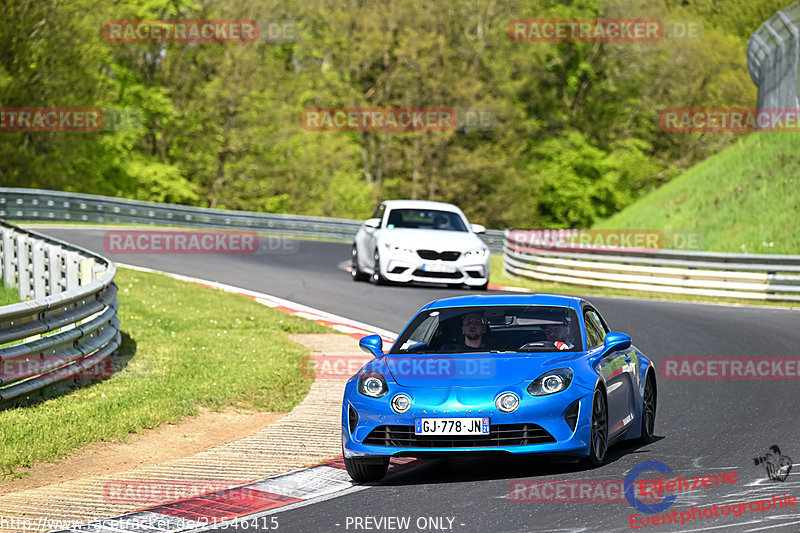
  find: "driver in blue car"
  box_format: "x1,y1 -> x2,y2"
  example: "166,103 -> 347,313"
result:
543,320 -> 575,351
441,312 -> 489,351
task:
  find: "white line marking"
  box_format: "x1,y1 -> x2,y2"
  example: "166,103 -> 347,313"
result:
743,518 -> 800,532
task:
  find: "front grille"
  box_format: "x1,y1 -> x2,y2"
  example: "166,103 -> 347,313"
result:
363,424 -> 556,448
412,269 -> 461,279
417,250 -> 461,261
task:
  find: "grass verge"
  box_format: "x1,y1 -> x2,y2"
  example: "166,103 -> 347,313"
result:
0,281 -> 19,306
0,267 -> 329,478
490,255 -> 800,309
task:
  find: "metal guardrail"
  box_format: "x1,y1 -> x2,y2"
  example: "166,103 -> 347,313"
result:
0,221 -> 120,408
503,231 -> 800,302
0,188 -> 507,253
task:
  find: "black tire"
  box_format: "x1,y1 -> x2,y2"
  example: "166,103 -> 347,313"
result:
581,388 -> 608,468
371,249 -> 387,285
344,456 -> 389,482
638,372 -> 657,443
351,245 -> 369,281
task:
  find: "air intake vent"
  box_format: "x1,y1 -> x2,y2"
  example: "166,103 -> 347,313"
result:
348,405 -> 359,434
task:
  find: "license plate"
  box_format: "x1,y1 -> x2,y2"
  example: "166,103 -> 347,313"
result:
415,418 -> 490,435
422,263 -> 457,273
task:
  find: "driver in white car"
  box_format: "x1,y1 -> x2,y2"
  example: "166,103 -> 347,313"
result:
432,214 -> 451,230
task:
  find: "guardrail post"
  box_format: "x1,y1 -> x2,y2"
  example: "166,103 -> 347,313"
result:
16,234 -> 30,300
2,230 -> 15,289
80,258 -> 95,286
32,241 -> 46,299
47,244 -> 62,295
66,251 -> 79,291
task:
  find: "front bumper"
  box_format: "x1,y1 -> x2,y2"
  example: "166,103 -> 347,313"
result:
380,252 -> 490,286
342,381 -> 594,458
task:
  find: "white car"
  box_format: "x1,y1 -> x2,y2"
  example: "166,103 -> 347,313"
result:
351,200 -> 490,289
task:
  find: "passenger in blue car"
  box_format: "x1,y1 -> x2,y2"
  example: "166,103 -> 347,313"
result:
441,312 -> 489,351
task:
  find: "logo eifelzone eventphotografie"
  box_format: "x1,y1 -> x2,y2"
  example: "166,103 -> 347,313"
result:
754,445 -> 793,482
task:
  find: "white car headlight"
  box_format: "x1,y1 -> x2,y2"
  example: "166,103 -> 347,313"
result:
464,248 -> 488,258
383,242 -> 415,255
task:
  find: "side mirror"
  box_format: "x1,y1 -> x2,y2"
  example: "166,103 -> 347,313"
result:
603,331 -> 631,353
471,224 -> 486,234
359,334 -> 384,358
364,218 -> 381,229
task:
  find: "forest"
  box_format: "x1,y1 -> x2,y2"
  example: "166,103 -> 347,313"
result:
0,0 -> 788,228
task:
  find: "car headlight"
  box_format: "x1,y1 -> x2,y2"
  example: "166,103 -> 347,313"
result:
358,370 -> 388,398
495,392 -> 520,413
383,242 -> 415,255
464,248 -> 488,258
527,368 -> 573,396
391,394 -> 411,413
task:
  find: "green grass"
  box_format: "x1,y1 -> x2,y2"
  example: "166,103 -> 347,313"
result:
0,281 -> 19,306
594,132 -> 800,254
0,267 -> 329,478
490,256 -> 800,309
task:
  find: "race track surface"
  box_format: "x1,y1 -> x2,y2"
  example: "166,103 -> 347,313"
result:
40,228 -> 800,533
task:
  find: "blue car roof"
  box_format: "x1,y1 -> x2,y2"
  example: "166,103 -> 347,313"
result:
423,293 -> 583,310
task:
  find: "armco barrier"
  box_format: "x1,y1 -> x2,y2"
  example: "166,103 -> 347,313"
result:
0,188 -> 506,252
503,230 -> 800,302
0,220 -> 120,408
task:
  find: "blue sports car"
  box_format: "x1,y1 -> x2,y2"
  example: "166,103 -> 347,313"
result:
341,294 -> 657,482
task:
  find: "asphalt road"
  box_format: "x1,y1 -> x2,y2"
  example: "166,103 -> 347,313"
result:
39,228 -> 800,533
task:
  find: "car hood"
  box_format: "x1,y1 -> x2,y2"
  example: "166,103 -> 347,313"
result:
378,228 -> 485,251
383,351 -> 594,389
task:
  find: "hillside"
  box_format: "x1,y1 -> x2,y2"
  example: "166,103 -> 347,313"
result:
594,132 -> 800,254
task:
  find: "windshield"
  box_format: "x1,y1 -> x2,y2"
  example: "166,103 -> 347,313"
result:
390,305 -> 583,354
385,209 -> 468,232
